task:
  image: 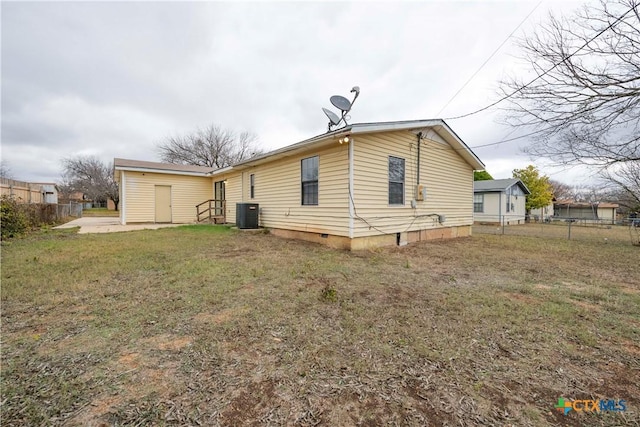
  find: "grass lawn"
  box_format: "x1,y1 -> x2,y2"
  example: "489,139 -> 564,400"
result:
1,226 -> 638,426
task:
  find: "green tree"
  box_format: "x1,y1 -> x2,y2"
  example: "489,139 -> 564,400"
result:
474,170 -> 493,181
512,165 -> 553,214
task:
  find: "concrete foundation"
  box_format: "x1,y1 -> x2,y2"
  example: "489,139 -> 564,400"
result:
269,225 -> 472,250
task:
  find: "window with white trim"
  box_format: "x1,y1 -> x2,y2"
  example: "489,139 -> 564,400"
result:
301,156 -> 318,205
388,156 -> 405,205
474,194 -> 484,213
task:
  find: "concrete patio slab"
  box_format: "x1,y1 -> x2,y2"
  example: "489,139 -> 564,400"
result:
54,217 -> 185,234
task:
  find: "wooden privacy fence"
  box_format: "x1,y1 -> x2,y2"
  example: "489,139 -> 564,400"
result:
0,178 -> 43,203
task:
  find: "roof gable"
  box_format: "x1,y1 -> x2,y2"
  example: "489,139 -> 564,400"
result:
474,179 -> 531,195
219,119 -> 485,173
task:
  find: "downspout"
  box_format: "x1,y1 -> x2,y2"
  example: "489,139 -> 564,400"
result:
348,137 -> 354,239
416,132 -> 422,189
498,192 -> 502,225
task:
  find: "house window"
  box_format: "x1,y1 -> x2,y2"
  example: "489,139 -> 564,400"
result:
250,174 -> 255,199
506,195 -> 511,212
474,194 -> 484,213
389,156 -> 405,205
301,156 -> 318,205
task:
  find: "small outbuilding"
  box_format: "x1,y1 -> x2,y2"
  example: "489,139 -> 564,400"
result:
553,200 -> 618,225
33,183 -> 59,204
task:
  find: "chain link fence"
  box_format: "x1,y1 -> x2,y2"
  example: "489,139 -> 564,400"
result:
473,215 -> 640,245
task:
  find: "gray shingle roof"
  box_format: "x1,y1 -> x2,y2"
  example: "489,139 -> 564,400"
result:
474,178 -> 530,194
114,158 -> 214,175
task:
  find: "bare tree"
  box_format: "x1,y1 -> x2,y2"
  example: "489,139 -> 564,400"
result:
0,160 -> 14,179
601,161 -> 640,211
61,156 -> 119,210
549,179 -> 573,200
158,125 -> 262,169
500,0 -> 640,168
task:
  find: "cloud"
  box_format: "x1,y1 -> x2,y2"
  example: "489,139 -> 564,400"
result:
1,0 -> 594,185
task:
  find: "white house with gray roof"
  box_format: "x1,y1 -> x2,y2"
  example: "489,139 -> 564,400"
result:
473,179 -> 530,225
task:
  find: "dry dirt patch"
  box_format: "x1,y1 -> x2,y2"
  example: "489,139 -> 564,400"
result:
193,307 -> 249,325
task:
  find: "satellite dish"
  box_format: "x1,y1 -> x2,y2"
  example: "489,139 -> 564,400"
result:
321,85 -> 361,132
322,108 -> 340,125
330,95 -> 352,112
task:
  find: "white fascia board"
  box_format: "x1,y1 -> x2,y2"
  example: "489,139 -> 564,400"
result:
210,166 -> 234,177
432,124 -> 485,171
350,120 -> 442,134
113,166 -> 210,177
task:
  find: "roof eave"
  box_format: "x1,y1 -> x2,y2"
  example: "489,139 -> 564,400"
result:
212,128 -> 352,175
113,165 -> 211,177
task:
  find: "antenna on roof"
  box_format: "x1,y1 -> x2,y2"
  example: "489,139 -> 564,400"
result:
322,86 -> 360,132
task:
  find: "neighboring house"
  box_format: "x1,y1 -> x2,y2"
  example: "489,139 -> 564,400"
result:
114,119 -> 485,250
530,199 -> 554,222
32,183 -> 59,204
473,179 -> 530,225
59,191 -> 85,204
553,200 -> 619,225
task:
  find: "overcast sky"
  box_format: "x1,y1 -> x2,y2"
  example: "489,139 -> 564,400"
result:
2,0 -> 598,184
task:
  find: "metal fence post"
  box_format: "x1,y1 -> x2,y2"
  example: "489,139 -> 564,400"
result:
502,215 -> 506,235
568,220 -> 571,240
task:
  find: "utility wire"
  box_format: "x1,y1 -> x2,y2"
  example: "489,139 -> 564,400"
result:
469,127 -> 549,149
442,3 -> 637,121
435,1 -> 542,117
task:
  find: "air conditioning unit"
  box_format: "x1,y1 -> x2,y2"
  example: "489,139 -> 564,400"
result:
236,203 -> 259,229
416,184 -> 426,201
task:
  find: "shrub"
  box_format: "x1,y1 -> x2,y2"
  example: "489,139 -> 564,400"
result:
1,196 -> 29,239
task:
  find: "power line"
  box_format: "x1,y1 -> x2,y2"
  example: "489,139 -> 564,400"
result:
412,126 -> 548,153
435,1 -> 542,117
469,127 -> 549,149
442,3 -> 637,121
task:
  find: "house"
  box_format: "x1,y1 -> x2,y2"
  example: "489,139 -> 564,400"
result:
473,179 -> 530,225
114,119 -> 485,250
530,199 -> 554,222
553,200 -> 618,225
59,191 -> 84,204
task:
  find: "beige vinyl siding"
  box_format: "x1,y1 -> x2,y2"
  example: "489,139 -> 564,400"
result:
221,144 -> 350,235
123,172 -> 212,223
474,191 -> 527,224
352,131 -> 474,238
474,192 -> 501,223
217,173 -> 242,224
530,202 -> 554,220
508,194 -> 527,223
597,207 -> 616,224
